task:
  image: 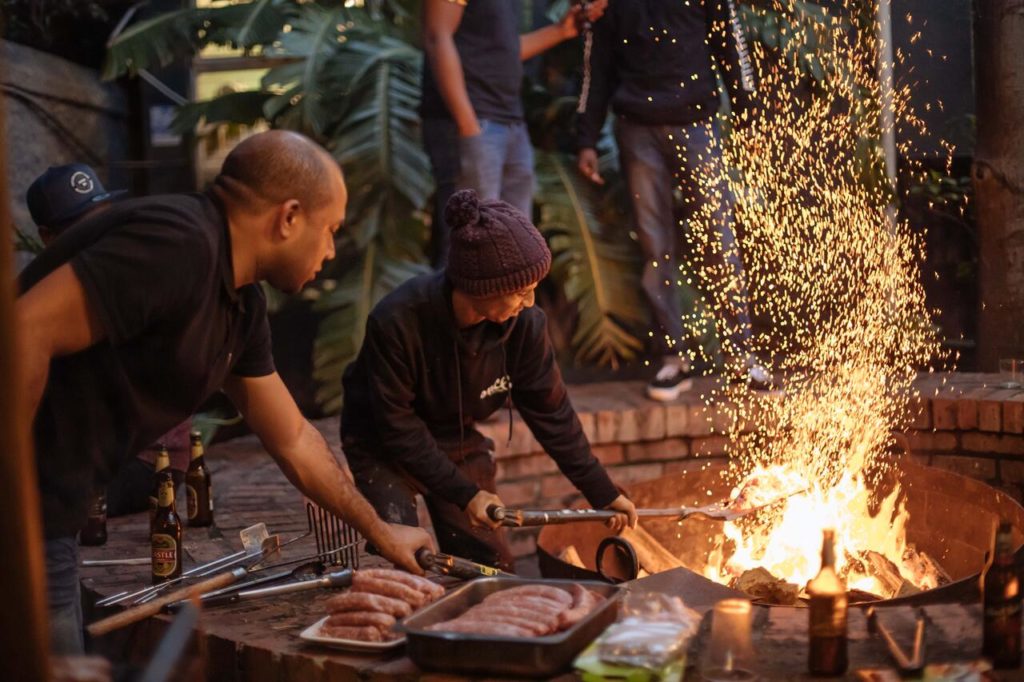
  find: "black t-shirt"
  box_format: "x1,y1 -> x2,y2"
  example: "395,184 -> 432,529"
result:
419,0 -> 524,123
18,192 -> 275,539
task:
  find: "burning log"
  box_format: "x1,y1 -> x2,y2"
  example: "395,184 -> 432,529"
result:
731,567 -> 800,605
901,546 -> 952,590
847,550 -> 920,600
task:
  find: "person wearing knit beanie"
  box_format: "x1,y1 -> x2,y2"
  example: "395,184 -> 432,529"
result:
444,189 -> 553,325
339,189 -> 637,570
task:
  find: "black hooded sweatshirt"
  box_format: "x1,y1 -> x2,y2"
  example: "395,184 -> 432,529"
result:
576,0 -> 757,149
340,272 -> 619,511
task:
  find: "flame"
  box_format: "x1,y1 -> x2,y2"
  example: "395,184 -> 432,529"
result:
703,464 -> 940,598
654,0 -> 953,598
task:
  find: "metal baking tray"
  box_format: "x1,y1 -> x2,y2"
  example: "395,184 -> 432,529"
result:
399,576 -> 622,677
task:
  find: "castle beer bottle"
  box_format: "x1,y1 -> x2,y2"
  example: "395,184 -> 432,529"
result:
149,444 -> 172,529
151,477 -> 183,584
982,521 -> 1022,668
808,528 -> 848,676
79,488 -> 107,546
185,430 -> 214,527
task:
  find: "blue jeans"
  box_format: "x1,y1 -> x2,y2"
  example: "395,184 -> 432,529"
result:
614,116 -> 753,361
423,117 -> 534,268
46,537 -> 84,655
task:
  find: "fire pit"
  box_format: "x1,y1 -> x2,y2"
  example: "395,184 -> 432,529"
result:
537,458 -> 1024,606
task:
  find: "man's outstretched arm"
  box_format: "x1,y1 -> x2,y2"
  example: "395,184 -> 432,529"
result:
223,373 -> 436,574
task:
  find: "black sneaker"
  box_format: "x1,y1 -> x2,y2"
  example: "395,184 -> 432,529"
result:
646,360 -> 694,402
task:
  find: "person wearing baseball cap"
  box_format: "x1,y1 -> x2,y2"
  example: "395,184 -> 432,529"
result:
26,163 -> 127,245
340,189 -> 637,570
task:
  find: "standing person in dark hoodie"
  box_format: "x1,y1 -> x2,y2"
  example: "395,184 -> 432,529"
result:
576,0 -> 774,402
341,189 -> 637,570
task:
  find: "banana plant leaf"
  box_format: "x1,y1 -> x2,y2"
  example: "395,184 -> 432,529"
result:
103,0 -> 295,80
310,243 -> 430,413
535,151 -> 645,368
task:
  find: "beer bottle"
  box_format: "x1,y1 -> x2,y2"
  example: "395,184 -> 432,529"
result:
79,488 -> 108,546
151,477 -> 183,584
186,430 -> 214,527
149,444 -> 172,529
808,528 -> 848,676
982,521 -> 1022,668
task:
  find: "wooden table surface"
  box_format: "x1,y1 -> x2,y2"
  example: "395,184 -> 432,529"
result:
79,442 -> 1024,681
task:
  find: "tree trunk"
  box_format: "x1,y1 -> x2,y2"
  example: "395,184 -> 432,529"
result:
974,0 -> 1024,370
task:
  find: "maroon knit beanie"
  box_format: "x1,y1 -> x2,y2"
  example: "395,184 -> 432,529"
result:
445,189 -> 551,297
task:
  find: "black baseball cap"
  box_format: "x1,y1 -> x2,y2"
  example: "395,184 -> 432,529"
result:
26,163 -> 126,229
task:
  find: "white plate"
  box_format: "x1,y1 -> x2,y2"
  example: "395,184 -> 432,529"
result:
299,615 -> 406,652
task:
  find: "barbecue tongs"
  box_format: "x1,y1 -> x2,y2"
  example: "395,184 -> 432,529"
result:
487,488 -> 806,527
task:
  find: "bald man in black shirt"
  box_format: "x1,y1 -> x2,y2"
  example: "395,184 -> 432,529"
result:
17,131 -> 435,653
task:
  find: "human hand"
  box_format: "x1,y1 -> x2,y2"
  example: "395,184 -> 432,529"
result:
457,118 -> 482,138
577,148 -> 604,185
558,0 -> 607,38
604,494 -> 637,532
466,490 -> 504,529
379,523 -> 436,575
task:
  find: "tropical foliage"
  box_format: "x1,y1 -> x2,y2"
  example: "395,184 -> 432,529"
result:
100,0 -> 886,411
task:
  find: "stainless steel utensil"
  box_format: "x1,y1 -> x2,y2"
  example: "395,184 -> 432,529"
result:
95,522 -> 273,607
487,488 -> 806,527
200,568 -> 353,608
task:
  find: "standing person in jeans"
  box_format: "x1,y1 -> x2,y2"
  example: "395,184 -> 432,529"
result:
576,0 -> 773,401
420,0 -> 607,266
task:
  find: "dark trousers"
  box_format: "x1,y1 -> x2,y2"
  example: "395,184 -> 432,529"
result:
615,116 -> 753,361
348,449 -> 515,572
46,537 -> 83,654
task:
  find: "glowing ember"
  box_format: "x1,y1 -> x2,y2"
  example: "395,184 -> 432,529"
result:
660,1 -> 953,598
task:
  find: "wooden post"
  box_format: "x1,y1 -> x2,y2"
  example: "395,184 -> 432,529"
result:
0,48 -> 52,679
974,0 -> 1024,370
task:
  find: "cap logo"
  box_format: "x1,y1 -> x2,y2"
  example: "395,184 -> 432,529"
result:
70,171 -> 94,194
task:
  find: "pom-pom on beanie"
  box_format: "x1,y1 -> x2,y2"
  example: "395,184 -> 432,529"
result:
444,189 -> 551,298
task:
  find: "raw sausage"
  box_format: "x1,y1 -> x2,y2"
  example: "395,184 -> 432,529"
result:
319,624 -> 383,642
557,584 -> 599,629
482,585 -> 572,607
358,568 -> 445,601
427,619 -> 534,637
352,573 -> 426,608
325,591 -> 413,618
326,611 -> 397,630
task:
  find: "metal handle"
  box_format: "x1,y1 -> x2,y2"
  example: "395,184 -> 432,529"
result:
595,536 -> 640,584
200,569 -> 353,608
416,549 -> 509,579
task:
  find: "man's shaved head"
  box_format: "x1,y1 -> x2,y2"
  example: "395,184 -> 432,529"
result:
213,130 -> 340,212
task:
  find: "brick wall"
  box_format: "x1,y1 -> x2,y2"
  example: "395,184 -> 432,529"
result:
475,375 -> 1024,558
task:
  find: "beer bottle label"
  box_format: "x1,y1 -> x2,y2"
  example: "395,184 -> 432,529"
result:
152,533 -> 178,577
809,594 -> 848,637
158,480 -> 174,507
187,485 -> 198,520
89,495 -> 107,518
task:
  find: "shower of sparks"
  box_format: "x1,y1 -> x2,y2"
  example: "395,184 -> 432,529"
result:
664,0 -> 953,595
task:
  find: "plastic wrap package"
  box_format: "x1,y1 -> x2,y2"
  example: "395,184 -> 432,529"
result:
575,593 -> 701,682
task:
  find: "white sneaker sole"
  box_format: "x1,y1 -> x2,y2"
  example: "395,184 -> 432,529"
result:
646,378 -> 694,402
